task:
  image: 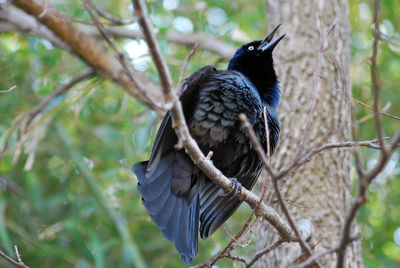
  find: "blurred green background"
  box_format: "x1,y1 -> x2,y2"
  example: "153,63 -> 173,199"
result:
0,0 -> 399,267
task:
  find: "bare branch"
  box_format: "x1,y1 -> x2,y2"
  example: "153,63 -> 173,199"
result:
357,101 -> 392,124
0,85 -> 16,93
79,26 -> 236,60
371,0 -> 386,153
246,239 -> 284,267
352,98 -> 400,121
83,0 -> 165,112
24,68 -> 95,129
239,114 -> 276,178
11,0 -> 163,107
0,246 -> 29,268
262,107 -> 271,160
0,8 -> 235,61
0,6 -> 70,50
287,139 -> 386,173
240,114 -> 318,266
225,253 -> 247,264
166,31 -> 235,61
272,170 -> 320,267
84,2 -> 137,26
296,248 -> 336,268
132,0 -> 174,102
380,31 -> 400,47
191,216 -> 262,268
175,43 -> 199,93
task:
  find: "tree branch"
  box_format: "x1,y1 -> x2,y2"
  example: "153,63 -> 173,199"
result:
23,68 -> 95,129
175,43 -> 199,93
371,0 -> 386,153
10,0 -> 163,108
246,239 -> 284,267
0,246 -> 29,268
352,98 -> 400,121
0,85 -> 16,93
0,7 -> 235,61
132,0 -> 173,102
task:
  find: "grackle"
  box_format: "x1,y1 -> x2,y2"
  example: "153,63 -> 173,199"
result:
133,25 -> 284,264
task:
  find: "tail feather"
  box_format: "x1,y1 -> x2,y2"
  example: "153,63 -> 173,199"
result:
133,152 -> 199,264
144,181 -> 172,218
164,197 -> 182,240
176,196 -> 199,264
199,183 -> 240,239
189,196 -> 199,257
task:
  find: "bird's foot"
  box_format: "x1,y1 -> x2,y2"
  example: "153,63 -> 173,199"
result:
219,178 -> 242,198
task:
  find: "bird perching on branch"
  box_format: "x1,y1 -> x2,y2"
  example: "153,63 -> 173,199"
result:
133,25 -> 285,264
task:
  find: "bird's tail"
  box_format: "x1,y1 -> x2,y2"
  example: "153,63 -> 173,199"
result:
133,152 -> 199,264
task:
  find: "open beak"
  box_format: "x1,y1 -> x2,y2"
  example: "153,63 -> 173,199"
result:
258,24 -> 285,52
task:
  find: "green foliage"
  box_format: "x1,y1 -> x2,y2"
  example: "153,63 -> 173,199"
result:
0,0 -> 399,267
349,0 -> 400,267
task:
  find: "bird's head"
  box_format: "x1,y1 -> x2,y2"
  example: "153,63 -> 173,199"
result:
228,24 -> 285,107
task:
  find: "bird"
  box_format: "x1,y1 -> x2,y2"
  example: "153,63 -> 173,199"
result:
133,24 -> 284,264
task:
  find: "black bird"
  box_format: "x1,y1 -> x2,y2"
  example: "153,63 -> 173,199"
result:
133,25 -> 284,264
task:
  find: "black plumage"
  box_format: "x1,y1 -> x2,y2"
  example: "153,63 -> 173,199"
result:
133,25 -> 284,264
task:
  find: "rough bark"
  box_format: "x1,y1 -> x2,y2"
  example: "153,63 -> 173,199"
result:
256,0 -> 363,267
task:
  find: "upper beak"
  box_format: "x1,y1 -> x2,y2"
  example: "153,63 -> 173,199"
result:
258,24 -> 285,52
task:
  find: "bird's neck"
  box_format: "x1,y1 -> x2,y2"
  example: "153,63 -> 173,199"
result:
229,65 -> 280,108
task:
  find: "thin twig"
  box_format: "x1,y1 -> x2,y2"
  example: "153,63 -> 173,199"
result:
85,1 -> 137,25
0,246 -> 29,268
246,239 -> 284,267
225,253 -> 247,264
288,139 -> 386,171
296,248 -> 336,268
175,43 -> 199,93
357,101 -> 392,124
258,108 -> 271,216
272,172 -> 321,268
240,114 -> 319,267
23,68 -> 95,129
380,31 -> 400,47
263,107 -> 271,160
132,0 -> 174,102
84,0 -> 165,112
273,136 -> 385,184
352,98 -> 400,121
0,176 -> 24,195
192,216 -> 263,268
371,0 -> 386,153
239,114 -> 276,178
0,85 -> 16,93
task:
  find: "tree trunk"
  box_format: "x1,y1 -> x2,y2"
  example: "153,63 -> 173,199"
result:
256,0 -> 363,267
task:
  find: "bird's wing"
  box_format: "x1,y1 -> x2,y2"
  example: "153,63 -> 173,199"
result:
145,65 -> 217,177
134,65 -> 217,263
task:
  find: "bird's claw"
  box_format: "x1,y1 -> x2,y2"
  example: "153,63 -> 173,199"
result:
219,178 -> 242,197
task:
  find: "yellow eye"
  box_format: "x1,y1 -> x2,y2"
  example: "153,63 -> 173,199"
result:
248,46 -> 254,51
